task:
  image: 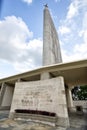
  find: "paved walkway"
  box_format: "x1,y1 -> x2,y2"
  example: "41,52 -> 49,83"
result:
0,111 -> 87,130
0,118 -> 67,130
0,111 -> 65,130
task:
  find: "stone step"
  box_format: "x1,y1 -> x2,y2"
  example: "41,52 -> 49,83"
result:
14,113 -> 57,126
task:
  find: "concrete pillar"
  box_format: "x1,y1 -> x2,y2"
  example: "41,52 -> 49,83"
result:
17,78 -> 21,82
0,83 -> 14,111
40,72 -> 51,80
55,77 -> 70,127
66,87 -> 73,110
0,83 -> 6,106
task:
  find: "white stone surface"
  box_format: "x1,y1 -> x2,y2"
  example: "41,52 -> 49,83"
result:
43,6 -> 62,66
66,88 -> 73,108
10,77 -> 68,118
1,85 -> 14,106
73,100 -> 87,108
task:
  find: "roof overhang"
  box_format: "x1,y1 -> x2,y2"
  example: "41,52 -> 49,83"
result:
0,59 -> 87,87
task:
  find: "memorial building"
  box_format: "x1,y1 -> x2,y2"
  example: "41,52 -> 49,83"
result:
0,6 -> 87,128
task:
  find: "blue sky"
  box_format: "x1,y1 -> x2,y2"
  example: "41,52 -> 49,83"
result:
0,0 -> 87,78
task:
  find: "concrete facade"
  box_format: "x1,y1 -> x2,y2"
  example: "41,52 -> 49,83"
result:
0,83 -> 6,106
10,77 -> 69,127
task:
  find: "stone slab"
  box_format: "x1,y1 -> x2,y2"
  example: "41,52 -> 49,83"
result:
10,77 -> 69,127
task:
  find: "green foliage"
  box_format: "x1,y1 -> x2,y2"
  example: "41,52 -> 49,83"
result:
72,85 -> 87,100
77,85 -> 87,100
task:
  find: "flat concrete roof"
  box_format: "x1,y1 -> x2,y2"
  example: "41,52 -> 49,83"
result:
0,59 -> 87,87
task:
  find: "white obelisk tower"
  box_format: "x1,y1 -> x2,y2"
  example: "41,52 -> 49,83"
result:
41,5 -> 62,80
43,5 -> 62,66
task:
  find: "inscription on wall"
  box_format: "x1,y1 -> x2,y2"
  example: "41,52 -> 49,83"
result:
20,85 -> 54,110
11,77 -> 67,117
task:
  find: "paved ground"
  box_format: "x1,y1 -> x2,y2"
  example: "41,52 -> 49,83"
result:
0,111 -> 65,130
0,118 -> 67,130
0,111 -> 87,130
0,119 -> 55,130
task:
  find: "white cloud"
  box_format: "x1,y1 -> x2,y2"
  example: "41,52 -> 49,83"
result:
58,0 -> 87,62
67,2 -> 78,19
54,0 -> 60,2
62,12 -> 87,62
67,0 -> 87,19
62,41 -> 87,62
22,0 -> 32,4
15,38 -> 42,72
78,30 -> 84,37
0,16 -> 42,76
59,26 -> 71,35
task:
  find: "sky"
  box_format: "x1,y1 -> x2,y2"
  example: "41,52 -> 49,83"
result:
0,0 -> 87,78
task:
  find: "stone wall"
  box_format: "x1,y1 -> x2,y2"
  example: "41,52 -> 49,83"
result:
73,100 -> 87,113
73,100 -> 87,108
10,77 -> 69,127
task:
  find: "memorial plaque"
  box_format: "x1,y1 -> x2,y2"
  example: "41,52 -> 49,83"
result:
10,77 -> 68,117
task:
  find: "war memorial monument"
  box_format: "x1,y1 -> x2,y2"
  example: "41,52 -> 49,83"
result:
0,5 -> 87,129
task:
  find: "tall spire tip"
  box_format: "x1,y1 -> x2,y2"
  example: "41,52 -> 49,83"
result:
44,4 -> 48,8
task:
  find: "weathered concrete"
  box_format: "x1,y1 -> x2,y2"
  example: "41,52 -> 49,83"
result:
43,6 -> 62,66
0,83 -> 14,110
66,87 -> 73,110
0,60 -> 87,86
1,85 -> 14,107
10,76 -> 69,127
41,72 -> 51,80
73,100 -> 87,113
73,100 -> 87,108
0,83 -> 6,106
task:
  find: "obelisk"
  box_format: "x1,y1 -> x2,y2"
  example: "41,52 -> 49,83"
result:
43,5 -> 62,66
41,5 -> 62,80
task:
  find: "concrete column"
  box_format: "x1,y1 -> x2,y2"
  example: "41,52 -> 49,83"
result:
66,87 -> 73,110
40,72 -> 51,80
17,78 -> 21,82
0,83 -> 6,106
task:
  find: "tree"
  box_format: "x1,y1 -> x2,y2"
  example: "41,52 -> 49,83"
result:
72,85 -> 87,100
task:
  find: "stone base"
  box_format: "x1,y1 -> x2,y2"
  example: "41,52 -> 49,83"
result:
0,106 -> 10,110
9,112 -> 15,119
9,112 -> 70,128
56,117 -> 70,128
9,112 -> 57,126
